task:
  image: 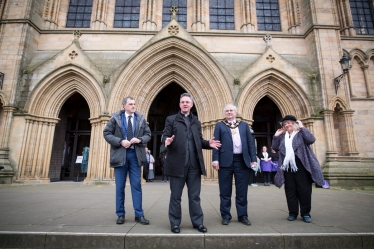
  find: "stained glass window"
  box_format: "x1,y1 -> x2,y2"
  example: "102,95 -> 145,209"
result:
114,0 -> 141,28
210,0 -> 235,30
350,0 -> 374,35
162,0 -> 187,29
66,0 -> 93,28
256,0 -> 281,31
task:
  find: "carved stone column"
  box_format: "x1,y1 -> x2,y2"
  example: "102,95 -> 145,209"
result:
84,115 -> 112,183
0,106 -> 17,148
321,110 -> 338,157
347,71 -> 356,97
362,65 -> 372,97
0,106 -> 17,184
43,0 -> 61,29
142,0 -> 157,31
240,0 -> 255,33
191,0 -> 206,32
286,0 -> 301,34
92,0 -> 108,30
340,110 -> 359,156
201,120 -> 216,181
17,115 -> 58,183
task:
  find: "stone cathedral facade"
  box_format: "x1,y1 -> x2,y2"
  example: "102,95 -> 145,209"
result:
0,0 -> 373,188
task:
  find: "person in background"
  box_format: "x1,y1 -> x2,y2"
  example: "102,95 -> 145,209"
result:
146,149 -> 155,182
269,147 -> 279,184
259,146 -> 272,186
272,115 -> 325,223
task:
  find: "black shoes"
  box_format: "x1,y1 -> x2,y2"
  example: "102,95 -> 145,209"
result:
135,216 -> 150,225
222,218 -> 230,225
239,217 -> 251,226
171,225 -> 180,233
287,215 -> 296,221
193,224 -> 208,233
116,215 -> 124,225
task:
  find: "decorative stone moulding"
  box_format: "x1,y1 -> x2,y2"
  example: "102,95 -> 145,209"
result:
69,51 -> 78,59
168,25 -> 179,36
266,54 -> 275,63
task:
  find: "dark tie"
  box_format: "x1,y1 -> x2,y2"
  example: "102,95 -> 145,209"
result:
127,116 -> 133,140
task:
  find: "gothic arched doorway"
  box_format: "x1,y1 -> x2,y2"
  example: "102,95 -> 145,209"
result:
147,82 -> 197,178
49,93 -> 91,181
252,96 -> 282,154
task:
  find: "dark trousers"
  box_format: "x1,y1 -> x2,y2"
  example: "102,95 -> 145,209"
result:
168,164 -> 203,226
263,172 -> 271,183
218,154 -> 250,220
284,157 -> 313,217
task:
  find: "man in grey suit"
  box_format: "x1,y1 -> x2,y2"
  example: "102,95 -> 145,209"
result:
162,93 -> 221,234
212,104 -> 257,226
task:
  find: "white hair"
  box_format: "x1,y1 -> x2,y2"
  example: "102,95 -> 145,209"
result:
223,104 -> 237,115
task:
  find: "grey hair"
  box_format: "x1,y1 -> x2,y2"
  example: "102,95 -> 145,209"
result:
223,104 -> 237,115
122,96 -> 134,105
180,93 -> 194,103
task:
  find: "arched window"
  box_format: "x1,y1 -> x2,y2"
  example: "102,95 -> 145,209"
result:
350,0 -> 374,35
209,0 -> 235,30
114,0 -> 141,28
256,0 -> 281,31
162,0 -> 187,28
66,0 -> 93,28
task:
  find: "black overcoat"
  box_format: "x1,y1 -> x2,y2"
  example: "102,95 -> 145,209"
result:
162,112 -> 211,177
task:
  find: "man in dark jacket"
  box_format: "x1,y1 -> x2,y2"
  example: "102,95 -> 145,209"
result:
103,96 -> 151,225
162,93 -> 221,234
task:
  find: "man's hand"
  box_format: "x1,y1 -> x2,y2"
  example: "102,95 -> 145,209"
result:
251,162 -> 257,169
212,162 -> 220,171
120,139 -> 131,148
209,137 -> 221,149
129,137 -> 141,144
165,135 -> 175,147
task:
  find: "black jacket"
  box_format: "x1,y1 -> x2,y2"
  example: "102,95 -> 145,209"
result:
162,112 -> 211,177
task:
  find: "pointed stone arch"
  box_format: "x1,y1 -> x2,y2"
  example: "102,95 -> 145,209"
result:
108,36 -> 232,123
366,48 -> 374,61
237,69 -> 311,122
329,96 -> 350,111
25,65 -> 106,118
349,48 -> 366,66
17,65 -> 106,182
0,92 -> 9,106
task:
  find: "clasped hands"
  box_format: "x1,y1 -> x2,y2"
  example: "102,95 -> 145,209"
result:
120,138 -> 141,148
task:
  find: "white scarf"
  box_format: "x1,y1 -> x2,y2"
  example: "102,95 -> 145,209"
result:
281,130 -> 298,172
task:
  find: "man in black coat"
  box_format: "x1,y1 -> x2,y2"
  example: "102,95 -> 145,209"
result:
162,93 -> 221,234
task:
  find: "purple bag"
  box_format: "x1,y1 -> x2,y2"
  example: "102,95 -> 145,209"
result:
271,161 -> 278,172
